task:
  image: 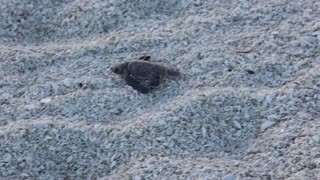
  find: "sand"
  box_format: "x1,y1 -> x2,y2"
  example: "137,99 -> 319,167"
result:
0,0 -> 319,179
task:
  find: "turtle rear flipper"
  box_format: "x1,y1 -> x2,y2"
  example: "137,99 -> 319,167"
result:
125,74 -> 149,94
138,55 -> 151,61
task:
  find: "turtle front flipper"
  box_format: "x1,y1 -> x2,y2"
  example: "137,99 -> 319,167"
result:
125,74 -> 149,94
149,75 -> 161,88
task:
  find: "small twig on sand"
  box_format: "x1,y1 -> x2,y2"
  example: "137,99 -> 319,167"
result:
233,49 -> 253,53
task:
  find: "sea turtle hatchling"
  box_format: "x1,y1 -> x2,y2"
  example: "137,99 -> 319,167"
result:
111,58 -> 181,93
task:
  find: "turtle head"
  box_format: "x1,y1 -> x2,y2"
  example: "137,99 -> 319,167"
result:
166,68 -> 182,80
111,62 -> 129,75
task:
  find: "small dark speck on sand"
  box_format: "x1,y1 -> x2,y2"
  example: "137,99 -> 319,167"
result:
246,70 -> 255,74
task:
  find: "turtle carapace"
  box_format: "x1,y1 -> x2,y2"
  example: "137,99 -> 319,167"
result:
111,60 -> 181,93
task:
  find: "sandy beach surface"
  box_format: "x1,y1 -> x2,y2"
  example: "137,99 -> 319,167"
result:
0,0 -> 320,179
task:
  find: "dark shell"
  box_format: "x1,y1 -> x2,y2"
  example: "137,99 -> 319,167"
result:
111,60 -> 181,93
127,61 -> 166,80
